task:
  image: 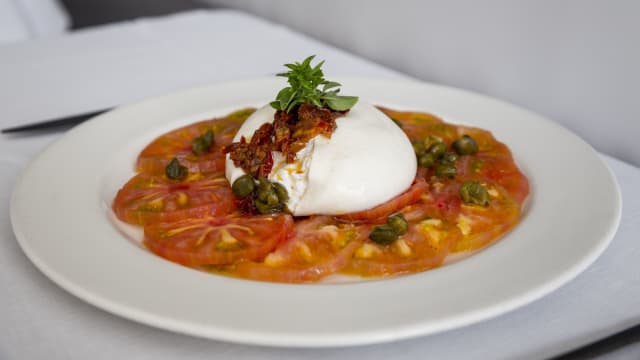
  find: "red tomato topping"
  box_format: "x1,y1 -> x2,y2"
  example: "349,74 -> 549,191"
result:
112,172 -> 236,225
144,214 -> 293,266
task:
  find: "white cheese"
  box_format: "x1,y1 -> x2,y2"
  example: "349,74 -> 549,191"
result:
225,102 -> 417,216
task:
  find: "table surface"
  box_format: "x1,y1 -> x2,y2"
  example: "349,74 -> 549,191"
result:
1,10 -> 639,360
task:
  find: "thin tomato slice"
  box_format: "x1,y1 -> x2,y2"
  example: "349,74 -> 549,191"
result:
406,177 -> 521,253
454,125 -> 530,205
451,181 -> 521,252
458,154 -> 530,206
227,216 -> 368,283
112,172 -> 236,225
136,108 -> 255,174
343,217 -> 458,277
378,107 -> 459,143
144,214 -> 293,266
337,178 -> 427,222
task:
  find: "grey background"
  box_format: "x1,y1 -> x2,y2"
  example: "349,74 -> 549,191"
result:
59,0 -> 640,166
203,0 -> 640,167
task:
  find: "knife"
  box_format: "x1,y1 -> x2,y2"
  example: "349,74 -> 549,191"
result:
1,109 -> 110,134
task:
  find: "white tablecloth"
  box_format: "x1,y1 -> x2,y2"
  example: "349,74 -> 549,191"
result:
1,10 -> 638,360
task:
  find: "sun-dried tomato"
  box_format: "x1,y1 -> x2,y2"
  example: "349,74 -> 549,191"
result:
224,104 -> 346,177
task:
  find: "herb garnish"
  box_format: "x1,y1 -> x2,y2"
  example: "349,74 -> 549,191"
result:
270,55 -> 358,113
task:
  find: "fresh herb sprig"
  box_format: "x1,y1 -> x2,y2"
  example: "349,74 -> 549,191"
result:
270,55 -> 358,113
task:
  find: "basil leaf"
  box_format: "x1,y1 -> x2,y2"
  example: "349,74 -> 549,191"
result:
323,95 -> 359,111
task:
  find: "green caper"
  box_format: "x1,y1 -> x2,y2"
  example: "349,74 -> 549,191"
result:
265,192 -> 280,206
254,178 -> 289,214
192,137 -> 205,154
439,152 -> 458,165
165,158 -> 187,180
423,135 -> 441,150
418,153 -> 436,168
272,182 -> 289,203
412,141 -> 426,155
257,178 -> 272,194
202,129 -> 214,145
459,181 -> 490,207
435,163 -> 457,178
452,135 -> 478,155
255,201 -> 279,214
428,142 -> 447,158
369,224 -> 398,245
192,130 -> 215,155
231,175 -> 255,197
387,213 -> 408,235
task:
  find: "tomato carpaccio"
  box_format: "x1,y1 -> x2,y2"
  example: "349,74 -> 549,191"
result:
112,107 -> 529,283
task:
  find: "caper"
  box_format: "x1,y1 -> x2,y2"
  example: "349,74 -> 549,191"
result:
439,152 -> 458,165
165,158 -> 187,180
255,201 -> 284,214
423,135 -> 441,150
192,130 -> 215,155
412,141 -> 426,155
418,153 -> 435,168
387,213 -> 408,235
254,178 -> 289,214
231,175 -> 255,197
192,137 -> 206,155
257,178 -> 272,194
435,163 -> 457,179
202,129 -> 214,145
272,182 -> 289,203
265,192 -> 280,206
369,224 -> 398,245
453,135 -> 479,155
428,142 -> 447,158
459,181 -> 490,207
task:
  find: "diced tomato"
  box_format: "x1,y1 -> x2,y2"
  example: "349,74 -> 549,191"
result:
112,172 -> 236,225
144,214 -> 293,266
226,216 -> 368,283
337,178 -> 427,222
136,108 -> 255,174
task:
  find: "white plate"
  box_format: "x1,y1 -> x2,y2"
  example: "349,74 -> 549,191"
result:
10,78 -> 621,347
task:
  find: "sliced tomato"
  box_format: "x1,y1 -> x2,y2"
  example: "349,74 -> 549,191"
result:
144,214 -> 293,266
461,154 -> 530,206
378,107 -> 459,143
450,125 -> 529,205
451,181 -> 521,252
455,125 -> 512,158
337,178 -> 427,222
342,217 -> 458,277
136,108 -> 255,174
405,177 -> 521,253
226,216 -> 368,283
112,172 -> 236,225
